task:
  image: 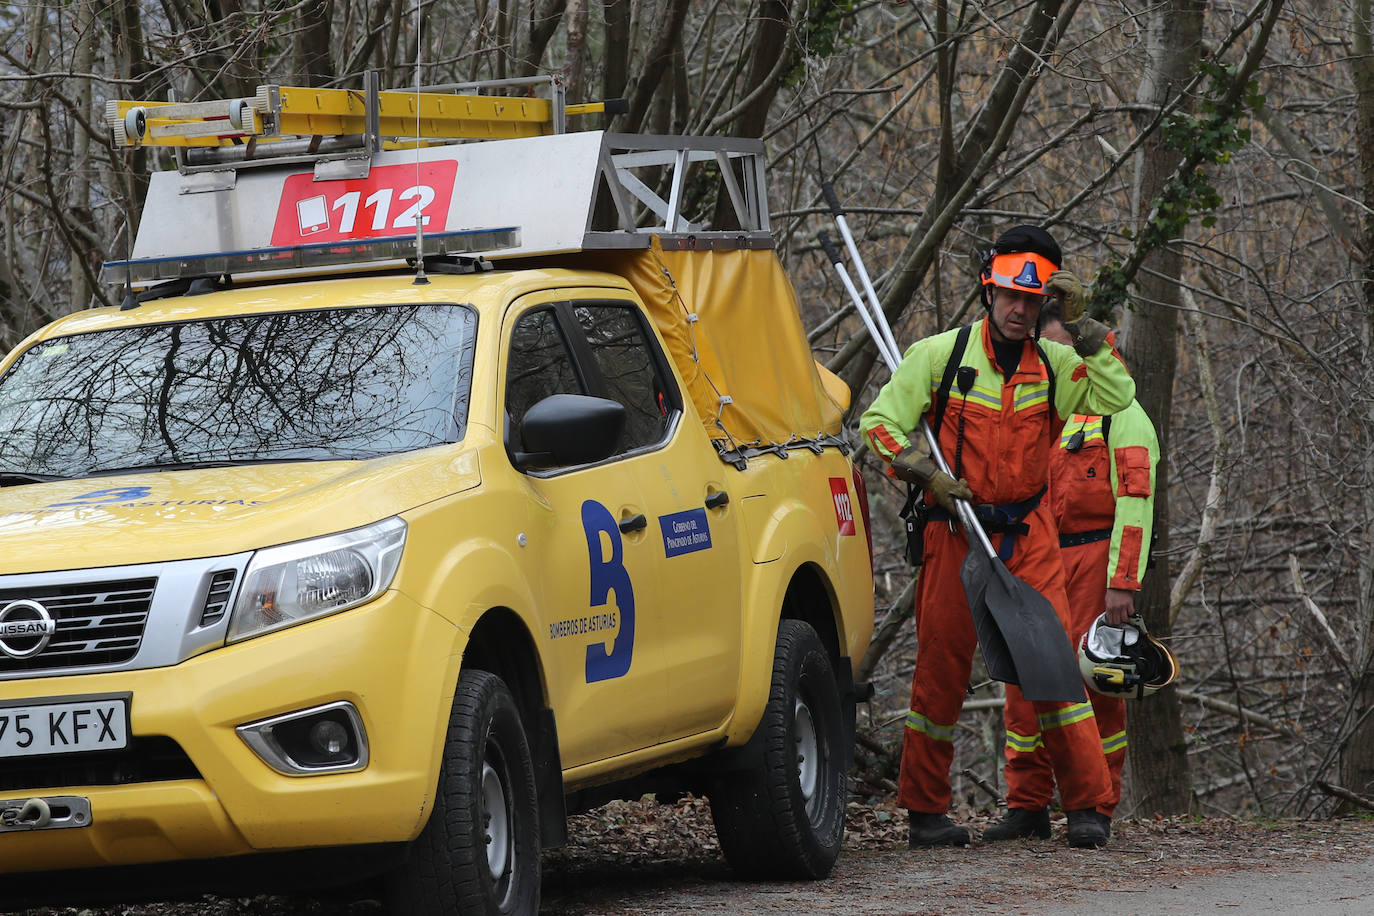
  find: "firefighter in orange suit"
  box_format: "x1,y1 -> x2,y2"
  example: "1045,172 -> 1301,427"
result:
982,303 -> 1159,842
859,226 -> 1132,849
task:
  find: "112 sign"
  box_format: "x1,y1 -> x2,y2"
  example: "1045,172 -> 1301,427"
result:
270,161 -> 458,246
829,477 -> 856,537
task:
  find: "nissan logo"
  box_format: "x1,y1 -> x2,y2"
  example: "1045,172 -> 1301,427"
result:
0,600 -> 57,659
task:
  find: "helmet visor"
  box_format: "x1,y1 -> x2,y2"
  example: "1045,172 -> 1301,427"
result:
983,251 -> 1058,294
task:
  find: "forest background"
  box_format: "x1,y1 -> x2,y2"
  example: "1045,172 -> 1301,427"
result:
2,0 -> 1371,824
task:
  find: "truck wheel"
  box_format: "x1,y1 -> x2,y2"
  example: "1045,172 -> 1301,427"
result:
386,669 -> 540,915
709,619 -> 847,879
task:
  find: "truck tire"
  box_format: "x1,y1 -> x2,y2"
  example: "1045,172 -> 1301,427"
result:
386,669 -> 540,915
709,619 -> 847,879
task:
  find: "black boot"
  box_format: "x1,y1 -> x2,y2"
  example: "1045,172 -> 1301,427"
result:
908,812 -> 970,848
1066,809 -> 1111,848
981,807 -> 1051,841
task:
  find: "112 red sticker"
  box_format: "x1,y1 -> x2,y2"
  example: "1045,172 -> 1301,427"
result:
271,161 -> 458,246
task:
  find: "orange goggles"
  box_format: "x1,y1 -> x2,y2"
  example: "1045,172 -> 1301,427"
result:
982,251 -> 1058,294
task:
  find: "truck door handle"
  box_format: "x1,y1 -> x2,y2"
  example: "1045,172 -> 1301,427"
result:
618,513 -> 647,533
705,491 -> 730,509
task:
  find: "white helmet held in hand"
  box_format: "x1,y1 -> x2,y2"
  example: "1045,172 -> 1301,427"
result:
1078,613 -> 1180,698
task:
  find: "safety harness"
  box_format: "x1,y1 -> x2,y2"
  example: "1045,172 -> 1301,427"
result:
929,490 -> 1046,562
900,323 -> 1057,564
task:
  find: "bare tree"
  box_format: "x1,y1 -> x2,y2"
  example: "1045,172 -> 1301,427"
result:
295,0 -> 338,84
1115,0 -> 1211,818
1342,0 -> 1374,805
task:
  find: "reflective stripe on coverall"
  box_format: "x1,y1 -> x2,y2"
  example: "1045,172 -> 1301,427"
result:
1003,400 -> 1158,815
860,317 -> 1135,815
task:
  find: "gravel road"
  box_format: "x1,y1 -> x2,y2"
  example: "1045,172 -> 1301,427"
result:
541,802 -> 1374,915
9,799 -> 1374,915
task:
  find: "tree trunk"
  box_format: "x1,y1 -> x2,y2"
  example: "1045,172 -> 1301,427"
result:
294,0 -> 335,85
603,0 -> 631,127
1118,0 -> 1205,817
496,0 -> 509,81
1342,0 -> 1374,805
934,0 -> 957,194
622,0 -> 692,134
728,0 -> 793,139
521,0 -> 569,78
112,0 -> 153,237
1,0 -> 54,334
386,0 -> 405,85
344,0 -> 400,78
671,33 -> 689,135
562,0 -> 589,109
68,0 -> 97,313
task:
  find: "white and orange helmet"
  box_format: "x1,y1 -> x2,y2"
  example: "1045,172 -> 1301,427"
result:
1078,613 -> 1181,699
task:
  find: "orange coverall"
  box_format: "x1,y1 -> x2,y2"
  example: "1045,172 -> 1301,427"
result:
860,317 -> 1135,816
1002,400 -> 1158,814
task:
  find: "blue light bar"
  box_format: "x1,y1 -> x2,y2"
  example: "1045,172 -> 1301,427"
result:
100,226 -> 521,287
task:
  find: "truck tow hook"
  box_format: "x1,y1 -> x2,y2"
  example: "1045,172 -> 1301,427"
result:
1,797 -> 51,829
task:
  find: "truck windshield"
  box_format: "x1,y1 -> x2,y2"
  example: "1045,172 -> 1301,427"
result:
0,304 -> 475,479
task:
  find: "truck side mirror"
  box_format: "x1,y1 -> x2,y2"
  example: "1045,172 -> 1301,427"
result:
513,393 -> 626,469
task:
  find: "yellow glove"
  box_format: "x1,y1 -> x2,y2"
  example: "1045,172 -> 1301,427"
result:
891,448 -> 974,513
1046,269 -> 1087,323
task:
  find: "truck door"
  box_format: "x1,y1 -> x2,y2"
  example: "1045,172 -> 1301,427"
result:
560,299 -> 743,743
502,293 -> 665,767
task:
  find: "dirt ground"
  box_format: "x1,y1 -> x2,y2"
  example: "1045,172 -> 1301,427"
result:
539,798 -> 1374,914
10,797 -> 1374,915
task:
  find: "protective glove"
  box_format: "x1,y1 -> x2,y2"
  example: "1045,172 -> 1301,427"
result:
1046,269 -> 1087,323
891,447 -> 974,514
1062,316 -> 1111,357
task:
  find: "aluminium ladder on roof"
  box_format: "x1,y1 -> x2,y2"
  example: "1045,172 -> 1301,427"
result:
108,83 -> 557,146
100,75 -> 775,287
104,72 -> 618,173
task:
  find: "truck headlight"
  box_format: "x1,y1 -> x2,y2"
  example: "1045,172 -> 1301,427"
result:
227,517 -> 407,642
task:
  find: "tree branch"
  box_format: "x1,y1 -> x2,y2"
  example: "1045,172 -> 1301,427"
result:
1289,554 -> 1351,674
1169,286 -> 1230,623
1177,687 -> 1300,740
1315,780 -> 1374,812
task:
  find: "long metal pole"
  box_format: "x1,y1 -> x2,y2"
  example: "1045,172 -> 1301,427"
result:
818,222 -> 998,562
818,232 -> 899,372
821,179 -> 901,361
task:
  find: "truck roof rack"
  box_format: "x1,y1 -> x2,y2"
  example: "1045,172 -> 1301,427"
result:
101,74 -> 773,288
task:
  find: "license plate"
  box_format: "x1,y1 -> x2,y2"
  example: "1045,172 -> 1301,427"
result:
0,695 -> 129,757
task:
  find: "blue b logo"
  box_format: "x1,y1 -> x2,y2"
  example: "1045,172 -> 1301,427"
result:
581,500 -> 635,682
1013,260 -> 1043,289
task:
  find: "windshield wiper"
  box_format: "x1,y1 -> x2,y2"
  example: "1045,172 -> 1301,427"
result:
85,461 -> 236,476
0,471 -> 67,487
83,457 -> 326,477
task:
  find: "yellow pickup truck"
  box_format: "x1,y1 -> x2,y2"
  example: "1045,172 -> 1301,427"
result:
0,79 -> 874,914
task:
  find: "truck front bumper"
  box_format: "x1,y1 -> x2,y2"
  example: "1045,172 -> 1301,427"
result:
0,589 -> 461,873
